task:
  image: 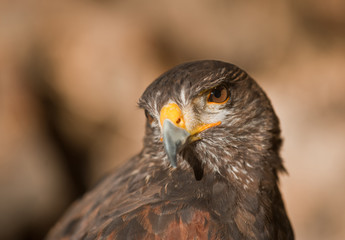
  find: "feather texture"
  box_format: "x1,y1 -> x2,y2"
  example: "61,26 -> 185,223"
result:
47,60 -> 294,240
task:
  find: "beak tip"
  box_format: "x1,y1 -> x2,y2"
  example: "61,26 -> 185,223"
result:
166,149 -> 178,168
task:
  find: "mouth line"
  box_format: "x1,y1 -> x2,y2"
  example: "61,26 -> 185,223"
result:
185,134 -> 201,144
162,119 -> 221,169
189,121 -> 221,136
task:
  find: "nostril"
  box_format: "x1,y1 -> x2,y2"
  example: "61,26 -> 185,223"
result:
176,118 -> 181,124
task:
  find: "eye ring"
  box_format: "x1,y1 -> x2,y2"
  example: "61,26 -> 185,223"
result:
207,85 -> 229,104
145,110 -> 155,124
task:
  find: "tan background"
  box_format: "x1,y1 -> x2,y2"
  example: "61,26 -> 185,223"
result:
1,1 -> 345,239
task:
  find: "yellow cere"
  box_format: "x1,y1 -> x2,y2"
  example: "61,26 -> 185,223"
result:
160,102 -> 186,129
160,102 -> 221,137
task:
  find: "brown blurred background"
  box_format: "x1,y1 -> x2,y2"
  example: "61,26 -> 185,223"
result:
1,0 -> 345,239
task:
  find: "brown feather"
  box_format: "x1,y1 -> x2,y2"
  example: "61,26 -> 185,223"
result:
46,60 -> 293,240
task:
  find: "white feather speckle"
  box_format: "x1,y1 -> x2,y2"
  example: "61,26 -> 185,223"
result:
245,162 -> 254,168
180,86 -> 187,106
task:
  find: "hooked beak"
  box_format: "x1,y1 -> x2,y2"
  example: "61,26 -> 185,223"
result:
162,119 -> 190,167
160,103 -> 221,167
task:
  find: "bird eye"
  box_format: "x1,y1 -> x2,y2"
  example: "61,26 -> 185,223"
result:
207,85 -> 229,104
145,110 -> 154,124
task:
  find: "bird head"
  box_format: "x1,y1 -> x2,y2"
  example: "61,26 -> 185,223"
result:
138,60 -> 284,183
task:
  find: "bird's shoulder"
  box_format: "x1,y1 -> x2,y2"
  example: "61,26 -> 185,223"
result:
46,157 -> 229,239
46,156 -> 292,240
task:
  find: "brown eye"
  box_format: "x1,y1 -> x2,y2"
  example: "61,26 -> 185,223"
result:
145,110 -> 154,124
207,85 -> 229,104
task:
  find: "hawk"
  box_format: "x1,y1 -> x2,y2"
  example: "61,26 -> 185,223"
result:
47,60 -> 294,239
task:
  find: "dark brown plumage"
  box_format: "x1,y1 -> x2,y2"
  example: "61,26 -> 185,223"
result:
47,60 -> 294,240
